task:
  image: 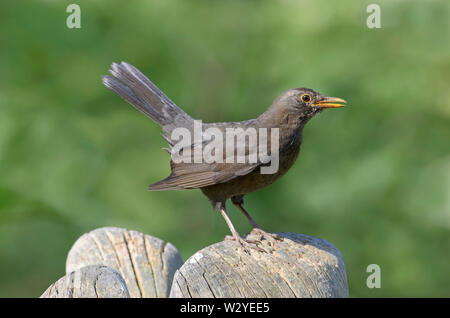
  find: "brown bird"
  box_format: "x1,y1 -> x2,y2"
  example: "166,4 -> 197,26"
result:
103,62 -> 346,252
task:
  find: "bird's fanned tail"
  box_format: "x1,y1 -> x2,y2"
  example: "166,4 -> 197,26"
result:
102,62 -> 193,144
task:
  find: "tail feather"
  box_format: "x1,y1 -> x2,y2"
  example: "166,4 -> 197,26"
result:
103,62 -> 200,192
102,75 -> 166,124
102,62 -> 193,137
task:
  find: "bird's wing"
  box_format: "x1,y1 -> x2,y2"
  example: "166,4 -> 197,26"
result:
148,119 -> 269,190
148,161 -> 260,190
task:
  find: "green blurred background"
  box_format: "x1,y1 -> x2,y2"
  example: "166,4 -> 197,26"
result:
0,0 -> 449,297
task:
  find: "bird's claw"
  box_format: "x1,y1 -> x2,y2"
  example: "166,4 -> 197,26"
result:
224,235 -> 265,253
249,228 -> 282,249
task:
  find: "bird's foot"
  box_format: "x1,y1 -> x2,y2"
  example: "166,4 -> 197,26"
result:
249,228 -> 282,249
224,235 -> 265,253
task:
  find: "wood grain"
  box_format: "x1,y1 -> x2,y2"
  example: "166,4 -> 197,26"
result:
66,227 -> 183,298
41,265 -> 129,298
169,232 -> 348,298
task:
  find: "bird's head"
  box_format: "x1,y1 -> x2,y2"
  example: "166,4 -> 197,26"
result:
273,88 -> 346,120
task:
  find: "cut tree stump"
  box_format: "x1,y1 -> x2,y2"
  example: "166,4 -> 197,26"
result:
169,232 -> 348,298
66,227 -> 184,298
40,265 -> 129,298
42,227 -> 349,298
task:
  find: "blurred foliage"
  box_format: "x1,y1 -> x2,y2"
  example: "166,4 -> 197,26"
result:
0,0 -> 449,297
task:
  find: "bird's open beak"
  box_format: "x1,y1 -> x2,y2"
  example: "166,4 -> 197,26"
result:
312,96 -> 346,108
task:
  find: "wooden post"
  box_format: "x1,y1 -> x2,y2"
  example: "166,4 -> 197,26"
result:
40,265 -> 130,298
65,227 -> 184,298
41,228 -> 348,298
170,232 -> 348,298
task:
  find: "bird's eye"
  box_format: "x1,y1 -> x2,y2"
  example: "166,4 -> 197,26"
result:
301,94 -> 311,103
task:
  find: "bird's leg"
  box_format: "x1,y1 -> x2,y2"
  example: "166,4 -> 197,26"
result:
231,196 -> 282,244
216,202 -> 264,253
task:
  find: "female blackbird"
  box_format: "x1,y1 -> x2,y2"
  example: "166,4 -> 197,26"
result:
103,62 -> 346,252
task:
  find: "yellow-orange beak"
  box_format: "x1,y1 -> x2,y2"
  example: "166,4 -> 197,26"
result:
312,96 -> 346,108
